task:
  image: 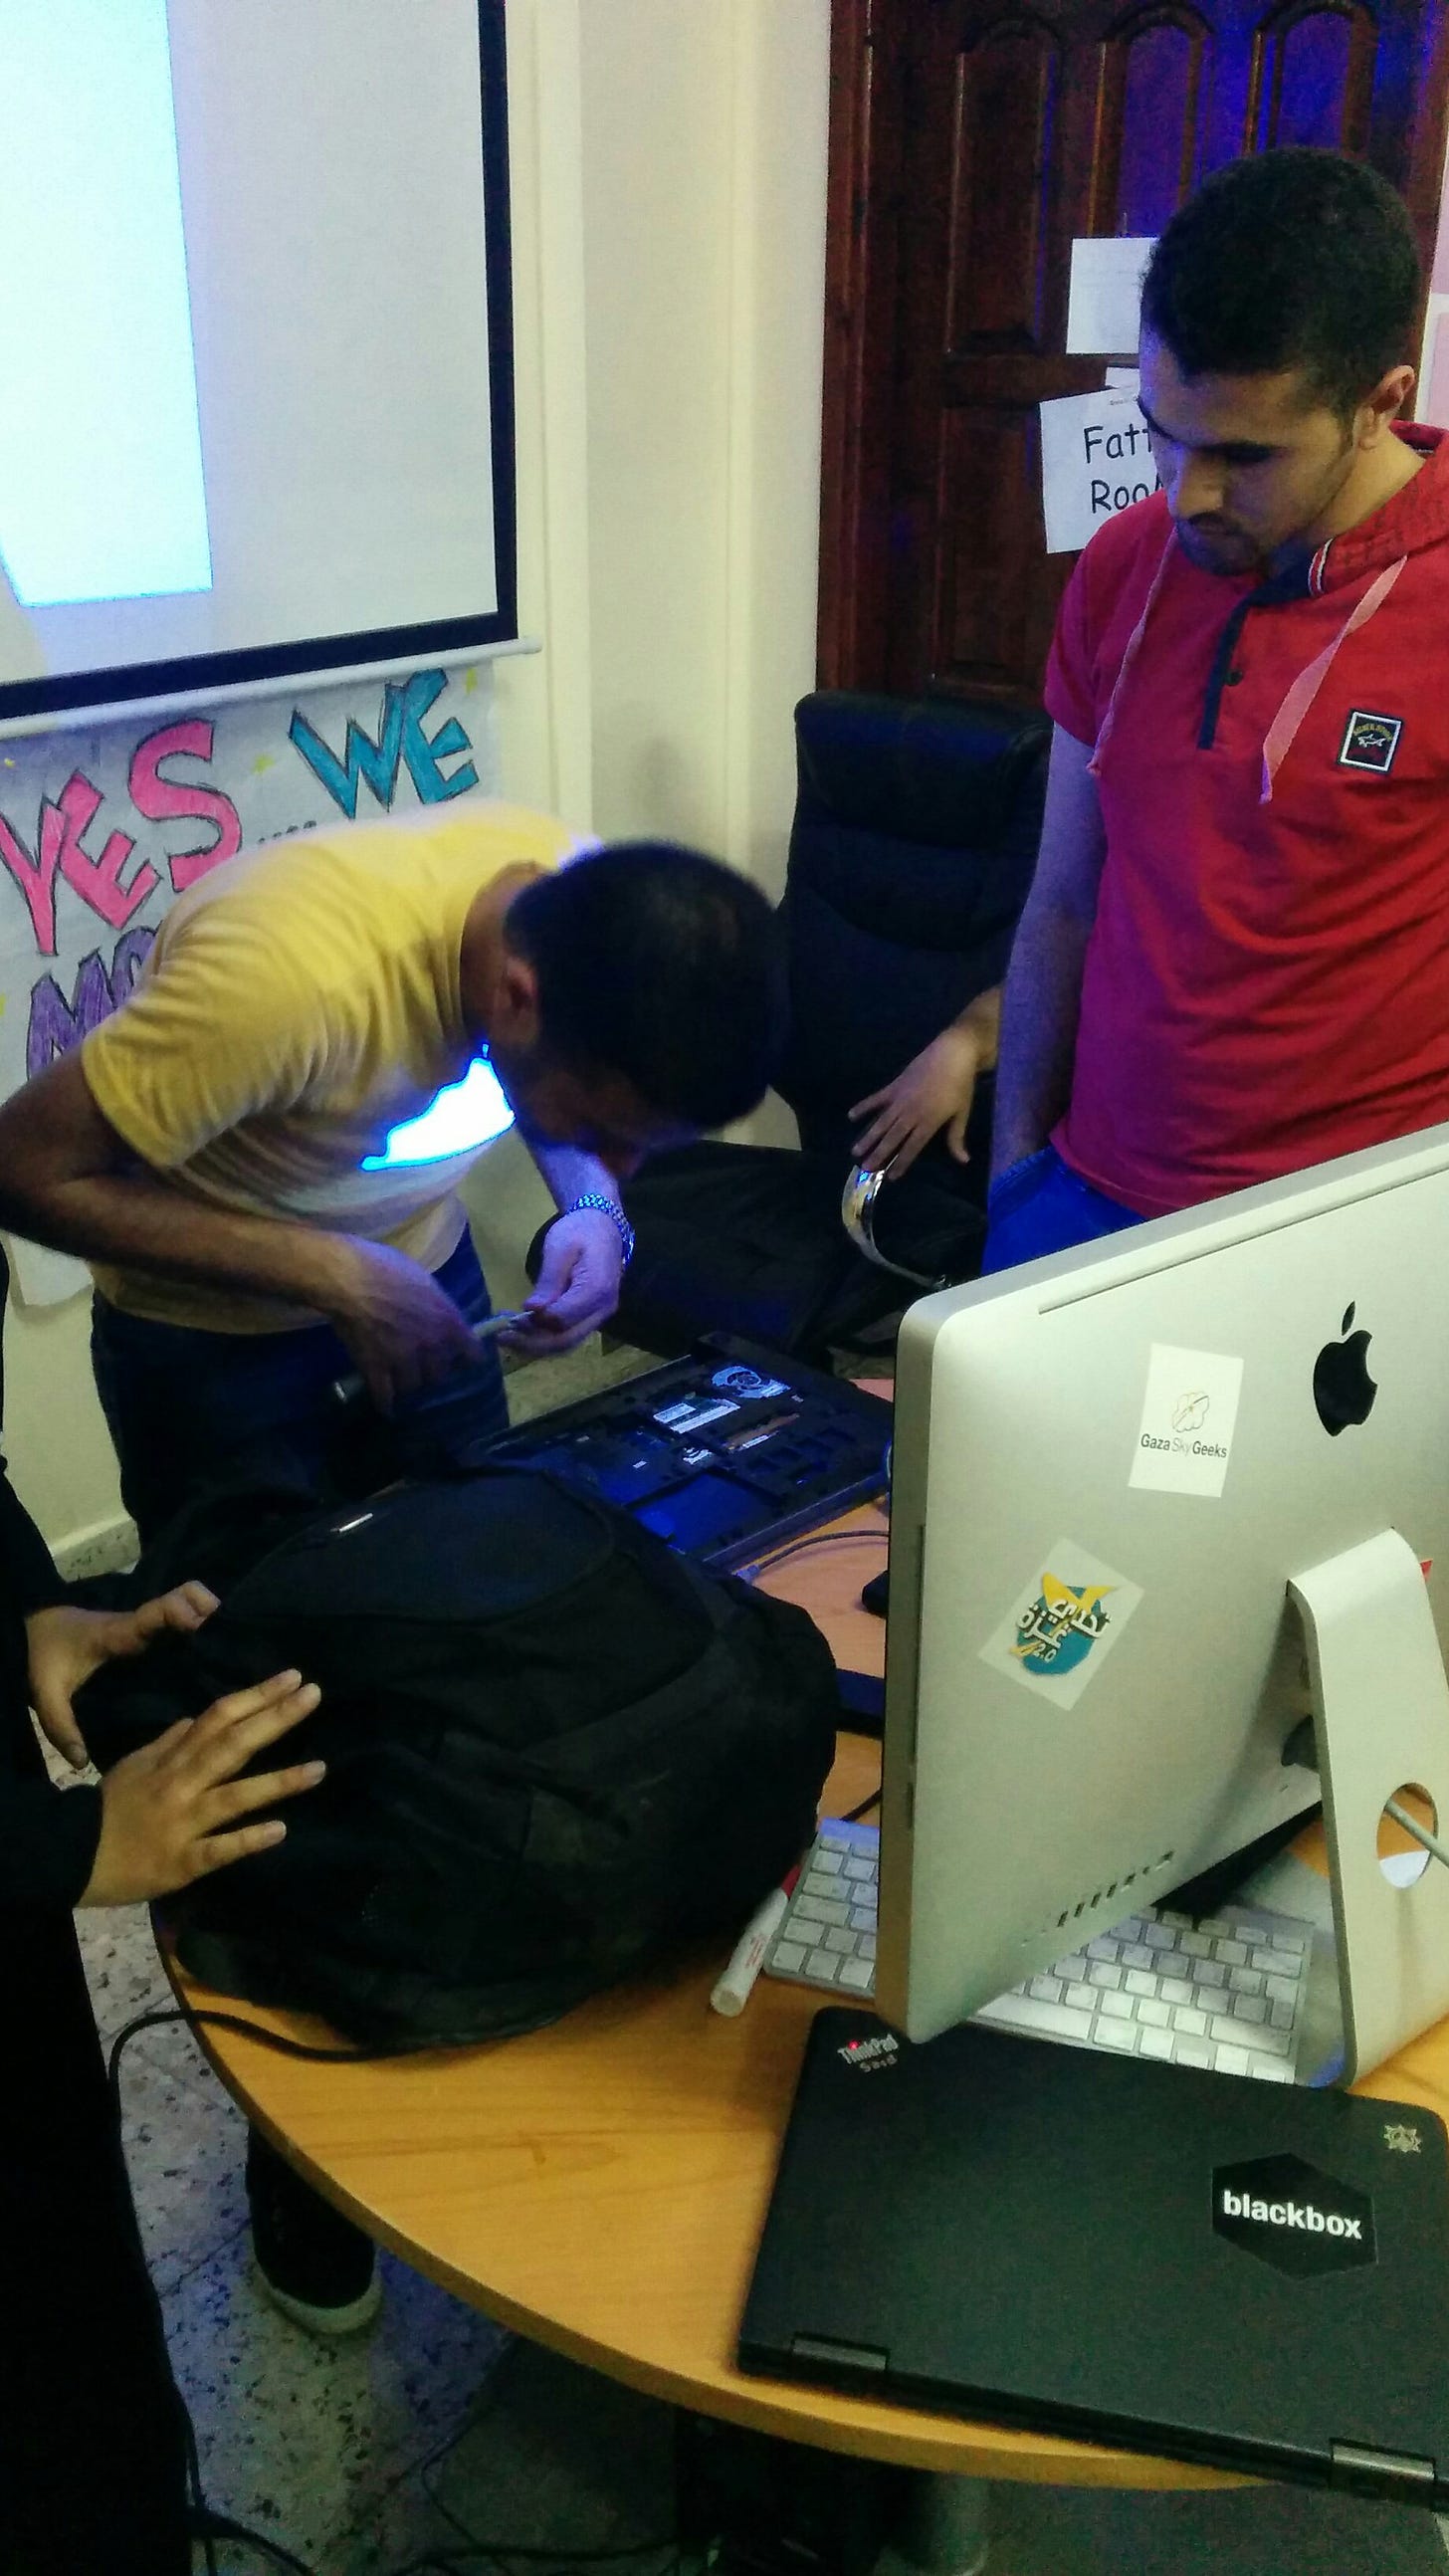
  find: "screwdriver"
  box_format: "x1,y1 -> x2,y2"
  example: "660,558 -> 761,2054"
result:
330,1307 -> 532,1407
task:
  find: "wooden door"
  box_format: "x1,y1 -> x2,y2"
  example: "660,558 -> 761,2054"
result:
819,0 -> 1449,706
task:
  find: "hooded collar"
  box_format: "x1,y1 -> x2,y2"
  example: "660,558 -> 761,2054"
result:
1089,425 -> 1449,801
1305,423 -> 1449,595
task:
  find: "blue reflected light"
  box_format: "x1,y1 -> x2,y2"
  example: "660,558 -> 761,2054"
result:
362,1058 -> 515,1170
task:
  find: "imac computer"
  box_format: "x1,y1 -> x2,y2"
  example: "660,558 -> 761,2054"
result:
875,1122 -> 1449,2080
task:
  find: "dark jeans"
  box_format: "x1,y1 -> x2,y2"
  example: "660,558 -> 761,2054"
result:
981,1142 -> 1142,1274
92,1228 -> 509,1544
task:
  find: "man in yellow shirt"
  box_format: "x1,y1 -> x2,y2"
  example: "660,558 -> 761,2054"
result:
0,804 -> 783,2343
0,802 -> 784,1545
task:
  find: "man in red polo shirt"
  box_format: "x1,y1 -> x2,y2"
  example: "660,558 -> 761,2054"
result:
986,146 -> 1449,1268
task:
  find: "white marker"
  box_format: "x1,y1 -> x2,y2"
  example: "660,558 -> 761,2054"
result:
710,1882 -> 793,2018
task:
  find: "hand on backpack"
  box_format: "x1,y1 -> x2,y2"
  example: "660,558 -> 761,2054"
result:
27,1581 -> 220,1771
849,1022 -> 986,1181
79,1670 -> 325,1909
849,989 -> 1001,1181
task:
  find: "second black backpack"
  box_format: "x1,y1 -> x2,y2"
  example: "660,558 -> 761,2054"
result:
78,1463 -> 841,2049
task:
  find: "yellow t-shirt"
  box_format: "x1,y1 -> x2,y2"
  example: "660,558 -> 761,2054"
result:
83,798 -> 573,1332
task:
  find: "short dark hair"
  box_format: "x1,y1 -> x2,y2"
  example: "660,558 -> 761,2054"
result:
505,840 -> 786,1129
1141,149 -> 1420,416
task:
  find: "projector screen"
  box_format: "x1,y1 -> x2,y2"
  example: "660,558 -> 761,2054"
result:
0,0 -> 516,722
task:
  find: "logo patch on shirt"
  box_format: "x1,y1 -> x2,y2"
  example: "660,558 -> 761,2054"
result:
1339,709 -> 1403,773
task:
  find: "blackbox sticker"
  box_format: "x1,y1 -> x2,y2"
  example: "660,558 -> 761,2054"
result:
1130,1343 -> 1244,1498
1213,2155 -> 1375,2277
979,1538 -> 1143,1712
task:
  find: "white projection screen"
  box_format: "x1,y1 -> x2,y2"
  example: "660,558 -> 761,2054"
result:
0,0 -> 516,721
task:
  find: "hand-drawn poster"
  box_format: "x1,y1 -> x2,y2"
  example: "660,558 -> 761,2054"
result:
0,662 -> 498,1302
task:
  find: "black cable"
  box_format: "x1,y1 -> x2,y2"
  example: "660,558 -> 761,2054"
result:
109,2022 -> 698,2576
421,2457 -> 494,2556
106,2002 -> 326,2576
407,2356 -> 685,2574
109,2003 -> 569,2576
458,2546 -> 677,2563
99,1866 -> 734,2574
105,2001 -> 400,2123
842,1791 -> 879,1825
192,2504 -> 315,2573
184,2411 -> 219,2576
736,1527 -> 885,1583
105,1984 -> 427,2560
385,2547 -> 681,2575
387,2561 -> 487,2575
416,2372 -> 517,2554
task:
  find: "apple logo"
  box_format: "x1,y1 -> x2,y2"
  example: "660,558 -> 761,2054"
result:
1313,1302 -> 1377,1436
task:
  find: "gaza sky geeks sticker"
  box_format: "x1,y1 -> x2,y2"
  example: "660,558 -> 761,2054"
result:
979,1538 -> 1143,1712
1131,1343 -> 1244,1498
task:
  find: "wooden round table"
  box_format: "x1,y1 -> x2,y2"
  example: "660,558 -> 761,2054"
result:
170,1500 -> 1449,2546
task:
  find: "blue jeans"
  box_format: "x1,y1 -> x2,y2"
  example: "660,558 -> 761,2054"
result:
92,1228 -> 509,1543
980,1143 -> 1142,1274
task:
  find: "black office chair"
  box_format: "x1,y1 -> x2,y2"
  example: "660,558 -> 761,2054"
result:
612,689 -> 1050,1364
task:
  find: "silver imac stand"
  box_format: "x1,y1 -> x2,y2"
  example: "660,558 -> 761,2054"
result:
1289,1529 -> 1449,2081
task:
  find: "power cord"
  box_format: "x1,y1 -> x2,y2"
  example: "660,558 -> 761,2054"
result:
190,2501 -> 314,2574
736,1527 -> 886,1584
105,2000 -> 389,2126
107,2006 -> 692,2576
107,2002 -> 418,2576
401,2314 -> 688,2576
386,2550 -> 682,2575
1382,1796 -> 1449,1872
1283,1718 -> 1449,1873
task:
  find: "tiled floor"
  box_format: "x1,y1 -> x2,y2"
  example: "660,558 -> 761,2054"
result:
66,1334 -> 1449,2572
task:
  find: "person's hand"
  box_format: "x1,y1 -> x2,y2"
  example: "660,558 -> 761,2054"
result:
27,1583 -> 220,1771
512,1207 -> 625,1358
849,1021 -> 988,1181
326,1237 -> 483,1410
79,1670 -> 325,1908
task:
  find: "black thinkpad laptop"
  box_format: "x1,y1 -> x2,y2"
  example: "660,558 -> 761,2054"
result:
739,2008 -> 1449,2507
477,1335 -> 892,1571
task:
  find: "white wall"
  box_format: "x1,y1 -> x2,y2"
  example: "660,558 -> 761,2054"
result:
5,1294 -> 120,1569
7,0 -> 831,1556
460,0 -> 832,1316
491,0 -> 829,885
577,0 -> 829,894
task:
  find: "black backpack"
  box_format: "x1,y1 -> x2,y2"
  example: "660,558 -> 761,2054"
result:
77,1464 -> 840,2048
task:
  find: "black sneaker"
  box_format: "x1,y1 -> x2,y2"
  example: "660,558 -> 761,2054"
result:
245,2131 -> 382,2337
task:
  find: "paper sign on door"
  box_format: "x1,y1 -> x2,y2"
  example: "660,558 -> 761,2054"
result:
1066,237 -> 1155,354
1040,386 -> 1160,554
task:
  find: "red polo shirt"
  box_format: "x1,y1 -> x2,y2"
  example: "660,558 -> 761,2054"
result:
1046,425 -> 1449,1216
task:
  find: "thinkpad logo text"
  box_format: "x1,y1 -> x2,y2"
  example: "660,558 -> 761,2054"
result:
837,2033 -> 899,2073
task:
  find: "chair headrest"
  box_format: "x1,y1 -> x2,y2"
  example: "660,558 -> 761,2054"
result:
793,690 -> 1050,851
